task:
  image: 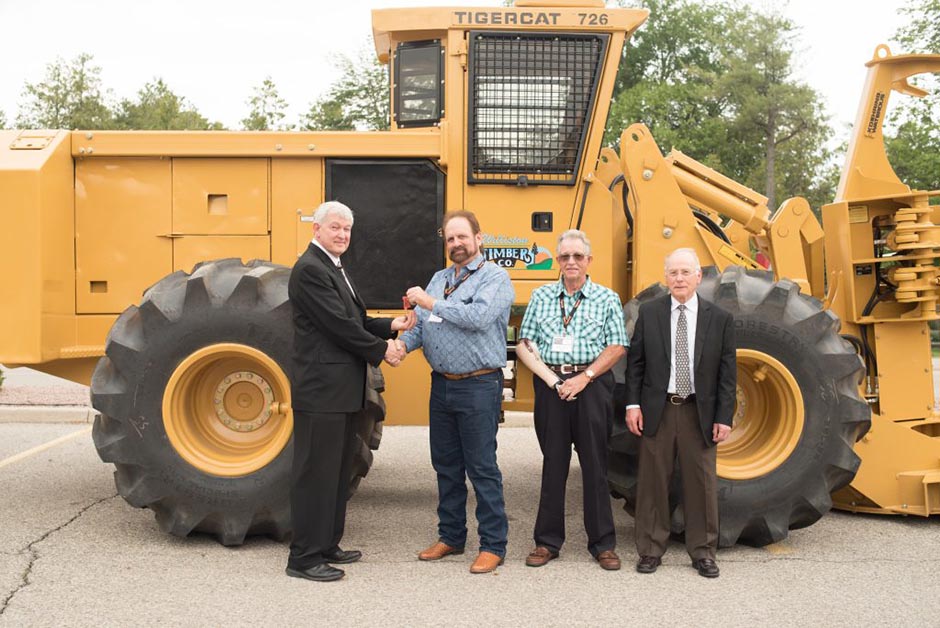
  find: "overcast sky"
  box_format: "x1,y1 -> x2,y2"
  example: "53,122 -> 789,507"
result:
0,0 -> 909,135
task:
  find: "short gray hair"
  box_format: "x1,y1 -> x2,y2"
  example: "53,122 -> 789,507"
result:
557,229 -> 591,256
312,200 -> 354,225
665,247 -> 701,271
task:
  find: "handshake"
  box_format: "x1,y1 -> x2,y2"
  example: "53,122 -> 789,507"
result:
384,338 -> 408,367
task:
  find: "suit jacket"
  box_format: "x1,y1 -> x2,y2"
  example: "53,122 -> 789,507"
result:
288,243 -> 394,414
625,292 -> 736,445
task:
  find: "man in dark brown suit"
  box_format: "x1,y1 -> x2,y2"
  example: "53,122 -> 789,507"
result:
625,248 -> 736,578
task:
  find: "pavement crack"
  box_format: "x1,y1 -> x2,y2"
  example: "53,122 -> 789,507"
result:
0,493 -> 118,617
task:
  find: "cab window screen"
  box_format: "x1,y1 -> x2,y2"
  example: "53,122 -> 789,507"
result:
395,41 -> 443,127
468,32 -> 608,185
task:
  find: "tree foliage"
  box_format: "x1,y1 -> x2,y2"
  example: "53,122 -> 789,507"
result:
301,47 -> 389,131
241,77 -> 292,131
0,110 -> 7,130
884,0 -> 940,192
114,79 -> 220,130
607,0 -> 834,210
16,53 -> 114,129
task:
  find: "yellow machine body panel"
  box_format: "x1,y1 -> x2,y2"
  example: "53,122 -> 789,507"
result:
2,2 -> 940,535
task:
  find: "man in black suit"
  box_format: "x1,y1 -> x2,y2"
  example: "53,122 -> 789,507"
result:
286,200 -> 414,582
625,248 -> 736,578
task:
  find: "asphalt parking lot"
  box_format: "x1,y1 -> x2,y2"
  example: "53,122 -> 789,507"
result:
2,420 -> 939,627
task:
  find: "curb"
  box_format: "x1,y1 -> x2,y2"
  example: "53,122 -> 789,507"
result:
0,406 -> 95,424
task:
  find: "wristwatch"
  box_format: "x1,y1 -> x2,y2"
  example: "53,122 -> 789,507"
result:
584,368 -> 596,381
553,379 -> 564,392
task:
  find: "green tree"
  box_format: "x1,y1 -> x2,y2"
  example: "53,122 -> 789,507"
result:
113,78 -> 221,130
301,47 -> 388,131
0,110 -> 8,129
241,77 -> 292,131
718,11 -> 833,210
16,53 -> 114,129
606,0 -> 834,210
884,0 -> 940,192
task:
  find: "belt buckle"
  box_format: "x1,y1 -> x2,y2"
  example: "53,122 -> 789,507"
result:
560,364 -> 575,375
669,394 -> 683,405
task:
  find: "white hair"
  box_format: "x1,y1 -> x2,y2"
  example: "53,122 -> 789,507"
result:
665,247 -> 701,271
313,200 -> 354,225
557,229 -> 591,256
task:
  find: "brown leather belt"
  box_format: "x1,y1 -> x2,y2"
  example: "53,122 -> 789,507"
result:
667,393 -> 696,405
440,367 -> 499,381
547,363 -> 592,375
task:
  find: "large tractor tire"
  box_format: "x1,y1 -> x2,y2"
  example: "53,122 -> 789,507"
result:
91,259 -> 385,546
609,266 -> 871,547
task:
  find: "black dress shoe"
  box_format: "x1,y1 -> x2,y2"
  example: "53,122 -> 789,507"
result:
285,563 -> 345,582
692,558 -> 720,578
324,549 -> 362,564
636,555 -> 662,574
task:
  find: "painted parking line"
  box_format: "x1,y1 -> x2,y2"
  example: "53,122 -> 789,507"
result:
0,426 -> 92,470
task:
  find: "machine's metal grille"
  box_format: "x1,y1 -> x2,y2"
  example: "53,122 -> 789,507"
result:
468,32 -> 607,185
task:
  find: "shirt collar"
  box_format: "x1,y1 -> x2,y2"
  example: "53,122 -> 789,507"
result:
556,276 -> 596,298
311,238 -> 342,267
671,293 -> 699,313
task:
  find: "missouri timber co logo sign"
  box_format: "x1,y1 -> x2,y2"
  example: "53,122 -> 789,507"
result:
482,235 -> 553,270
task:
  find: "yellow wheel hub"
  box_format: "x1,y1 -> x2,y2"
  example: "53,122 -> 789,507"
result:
162,343 -> 292,477
717,349 -> 804,480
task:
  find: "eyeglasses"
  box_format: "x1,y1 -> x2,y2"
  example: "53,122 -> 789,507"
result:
558,253 -> 587,262
666,268 -> 697,278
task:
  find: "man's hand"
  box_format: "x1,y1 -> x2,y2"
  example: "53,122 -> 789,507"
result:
626,407 -> 644,436
406,286 -> 436,311
557,373 -> 589,401
384,339 -> 404,366
394,339 -> 408,363
391,310 -> 417,331
712,423 -> 731,443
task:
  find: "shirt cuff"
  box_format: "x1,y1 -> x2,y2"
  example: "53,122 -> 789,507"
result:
625,404 -> 640,410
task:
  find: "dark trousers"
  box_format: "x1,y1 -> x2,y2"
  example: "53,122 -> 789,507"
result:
635,400 -> 718,560
532,371 -> 616,557
429,370 -> 508,557
287,410 -> 357,569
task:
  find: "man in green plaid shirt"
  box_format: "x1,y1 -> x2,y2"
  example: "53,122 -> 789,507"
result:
517,229 -> 627,571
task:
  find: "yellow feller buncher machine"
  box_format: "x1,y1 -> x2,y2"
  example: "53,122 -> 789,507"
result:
1,1 -> 939,546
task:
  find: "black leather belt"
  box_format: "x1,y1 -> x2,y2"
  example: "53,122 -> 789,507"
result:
547,363 -> 591,375
667,393 -> 696,405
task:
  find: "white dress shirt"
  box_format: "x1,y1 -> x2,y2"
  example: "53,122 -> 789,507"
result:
312,238 -> 356,298
669,293 -> 698,395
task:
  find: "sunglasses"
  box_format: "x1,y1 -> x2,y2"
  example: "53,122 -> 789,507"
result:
557,253 -> 587,262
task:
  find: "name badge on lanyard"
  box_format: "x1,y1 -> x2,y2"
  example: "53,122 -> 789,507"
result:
551,334 -> 574,353
553,293 -> 582,354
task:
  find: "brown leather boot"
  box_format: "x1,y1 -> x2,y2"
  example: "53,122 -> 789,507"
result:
469,551 -> 504,574
418,541 -> 464,561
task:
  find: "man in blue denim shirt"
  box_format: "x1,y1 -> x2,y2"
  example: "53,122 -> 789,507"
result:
397,210 -> 514,574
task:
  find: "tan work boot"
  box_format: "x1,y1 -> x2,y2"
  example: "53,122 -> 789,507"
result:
469,551 -> 504,574
418,541 -> 463,561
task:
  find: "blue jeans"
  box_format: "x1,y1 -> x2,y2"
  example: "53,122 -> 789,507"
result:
429,370 -> 508,557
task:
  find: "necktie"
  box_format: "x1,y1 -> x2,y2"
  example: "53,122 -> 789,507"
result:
675,304 -> 692,397
337,264 -> 356,298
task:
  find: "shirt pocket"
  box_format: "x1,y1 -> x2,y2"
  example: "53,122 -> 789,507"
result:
578,314 -> 606,345
535,312 -> 563,338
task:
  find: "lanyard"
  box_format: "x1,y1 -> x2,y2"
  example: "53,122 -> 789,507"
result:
444,261 -> 485,299
559,292 -> 583,330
